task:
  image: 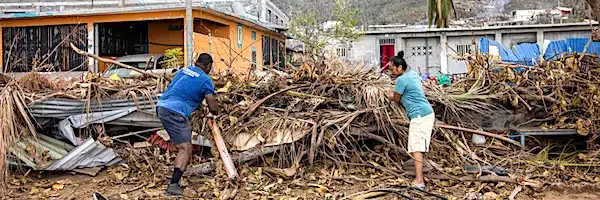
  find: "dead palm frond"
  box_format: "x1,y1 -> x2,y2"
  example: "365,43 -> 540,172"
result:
427,0 -> 456,28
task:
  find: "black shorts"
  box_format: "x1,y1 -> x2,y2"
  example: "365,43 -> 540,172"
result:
156,106 -> 192,145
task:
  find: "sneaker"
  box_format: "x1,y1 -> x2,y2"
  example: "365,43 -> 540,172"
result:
164,183 -> 184,197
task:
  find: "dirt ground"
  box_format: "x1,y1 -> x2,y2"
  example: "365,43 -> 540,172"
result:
5,166 -> 600,200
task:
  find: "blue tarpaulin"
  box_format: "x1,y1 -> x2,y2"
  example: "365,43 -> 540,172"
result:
480,38 -> 520,63
567,38 -> 588,52
544,40 -> 567,61
586,41 -> 600,54
513,43 -> 540,66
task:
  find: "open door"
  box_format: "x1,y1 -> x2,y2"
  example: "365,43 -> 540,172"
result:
380,44 -> 395,69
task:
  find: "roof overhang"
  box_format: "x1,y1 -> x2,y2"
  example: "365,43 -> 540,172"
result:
0,4 -> 286,37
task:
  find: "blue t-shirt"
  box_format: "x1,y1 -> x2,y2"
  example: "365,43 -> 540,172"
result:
157,66 -> 216,118
394,70 -> 434,119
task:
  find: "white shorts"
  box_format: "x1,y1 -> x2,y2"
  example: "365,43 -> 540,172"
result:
407,113 -> 435,153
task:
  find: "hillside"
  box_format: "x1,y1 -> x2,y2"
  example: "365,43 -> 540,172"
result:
272,0 -> 588,26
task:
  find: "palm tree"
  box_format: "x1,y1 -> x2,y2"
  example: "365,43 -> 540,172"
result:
427,0 -> 456,28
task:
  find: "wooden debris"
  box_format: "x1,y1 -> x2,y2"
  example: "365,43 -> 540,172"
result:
208,119 -> 238,179
71,167 -> 102,177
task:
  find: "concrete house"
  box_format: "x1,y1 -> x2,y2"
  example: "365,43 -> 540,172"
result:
0,2 -> 288,75
350,22 -> 595,76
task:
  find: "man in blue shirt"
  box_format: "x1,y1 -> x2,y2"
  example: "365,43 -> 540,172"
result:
156,53 -> 219,197
385,51 -> 434,191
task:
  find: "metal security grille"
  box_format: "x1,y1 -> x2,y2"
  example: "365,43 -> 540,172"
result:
456,44 -> 474,56
379,39 -> 396,45
97,22 -> 148,57
2,24 -> 88,72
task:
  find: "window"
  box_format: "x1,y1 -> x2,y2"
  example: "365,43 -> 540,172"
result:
271,38 -> 278,65
237,24 -> 243,48
2,24 -> 89,72
251,46 -> 257,70
155,56 -> 166,69
276,16 -> 279,24
411,46 -> 433,56
336,47 -> 349,58
279,41 -> 285,69
456,44 -> 474,56
379,39 -> 396,45
268,10 -> 272,22
251,31 -> 257,41
262,35 -> 271,66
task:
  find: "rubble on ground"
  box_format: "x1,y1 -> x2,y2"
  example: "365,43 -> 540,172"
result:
1,52 -> 600,199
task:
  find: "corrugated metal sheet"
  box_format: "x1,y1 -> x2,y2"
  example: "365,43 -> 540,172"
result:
45,138 -> 121,170
29,95 -> 159,119
9,134 -> 120,170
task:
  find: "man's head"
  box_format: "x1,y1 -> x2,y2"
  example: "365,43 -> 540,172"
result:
195,53 -> 213,74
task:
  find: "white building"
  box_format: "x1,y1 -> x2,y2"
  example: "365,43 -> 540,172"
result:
511,9 -> 547,22
349,22 -> 595,75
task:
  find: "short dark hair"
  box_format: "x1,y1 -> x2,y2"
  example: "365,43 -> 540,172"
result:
196,53 -> 213,67
390,51 -> 408,71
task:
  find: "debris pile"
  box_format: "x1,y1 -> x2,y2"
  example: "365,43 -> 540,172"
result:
2,53 -> 600,198
455,53 -> 600,141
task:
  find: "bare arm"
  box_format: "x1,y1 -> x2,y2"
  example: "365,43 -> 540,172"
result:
205,94 -> 219,115
392,92 -> 402,104
387,88 -> 402,104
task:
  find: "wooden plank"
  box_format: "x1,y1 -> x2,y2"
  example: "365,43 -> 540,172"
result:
71,167 -> 102,176
208,119 -> 238,179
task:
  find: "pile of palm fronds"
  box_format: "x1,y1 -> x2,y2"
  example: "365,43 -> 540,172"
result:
185,61 -> 512,174
0,81 -> 38,191
454,53 -> 600,145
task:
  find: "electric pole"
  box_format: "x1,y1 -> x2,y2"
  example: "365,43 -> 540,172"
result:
185,0 -> 194,66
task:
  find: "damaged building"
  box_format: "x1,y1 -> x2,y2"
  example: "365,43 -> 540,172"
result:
0,2 -> 289,76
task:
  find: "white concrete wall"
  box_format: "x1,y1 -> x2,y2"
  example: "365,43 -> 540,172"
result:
349,24 -> 594,75
544,30 -> 590,41
501,32 -> 537,48
446,35 -> 495,74
349,34 -> 380,71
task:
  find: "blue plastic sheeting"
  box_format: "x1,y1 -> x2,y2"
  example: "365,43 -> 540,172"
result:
513,43 -> 540,66
567,38 -> 588,52
480,38 -> 520,63
544,40 -> 567,60
586,41 -> 600,54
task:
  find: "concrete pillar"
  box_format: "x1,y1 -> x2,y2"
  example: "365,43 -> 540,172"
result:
397,37 -> 405,52
537,30 -> 544,55
260,0 -> 267,22
495,31 -> 503,44
87,22 -> 95,72
185,0 -> 194,67
440,33 -> 448,74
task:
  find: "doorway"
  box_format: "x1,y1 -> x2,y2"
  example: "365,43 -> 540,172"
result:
379,39 -> 396,69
